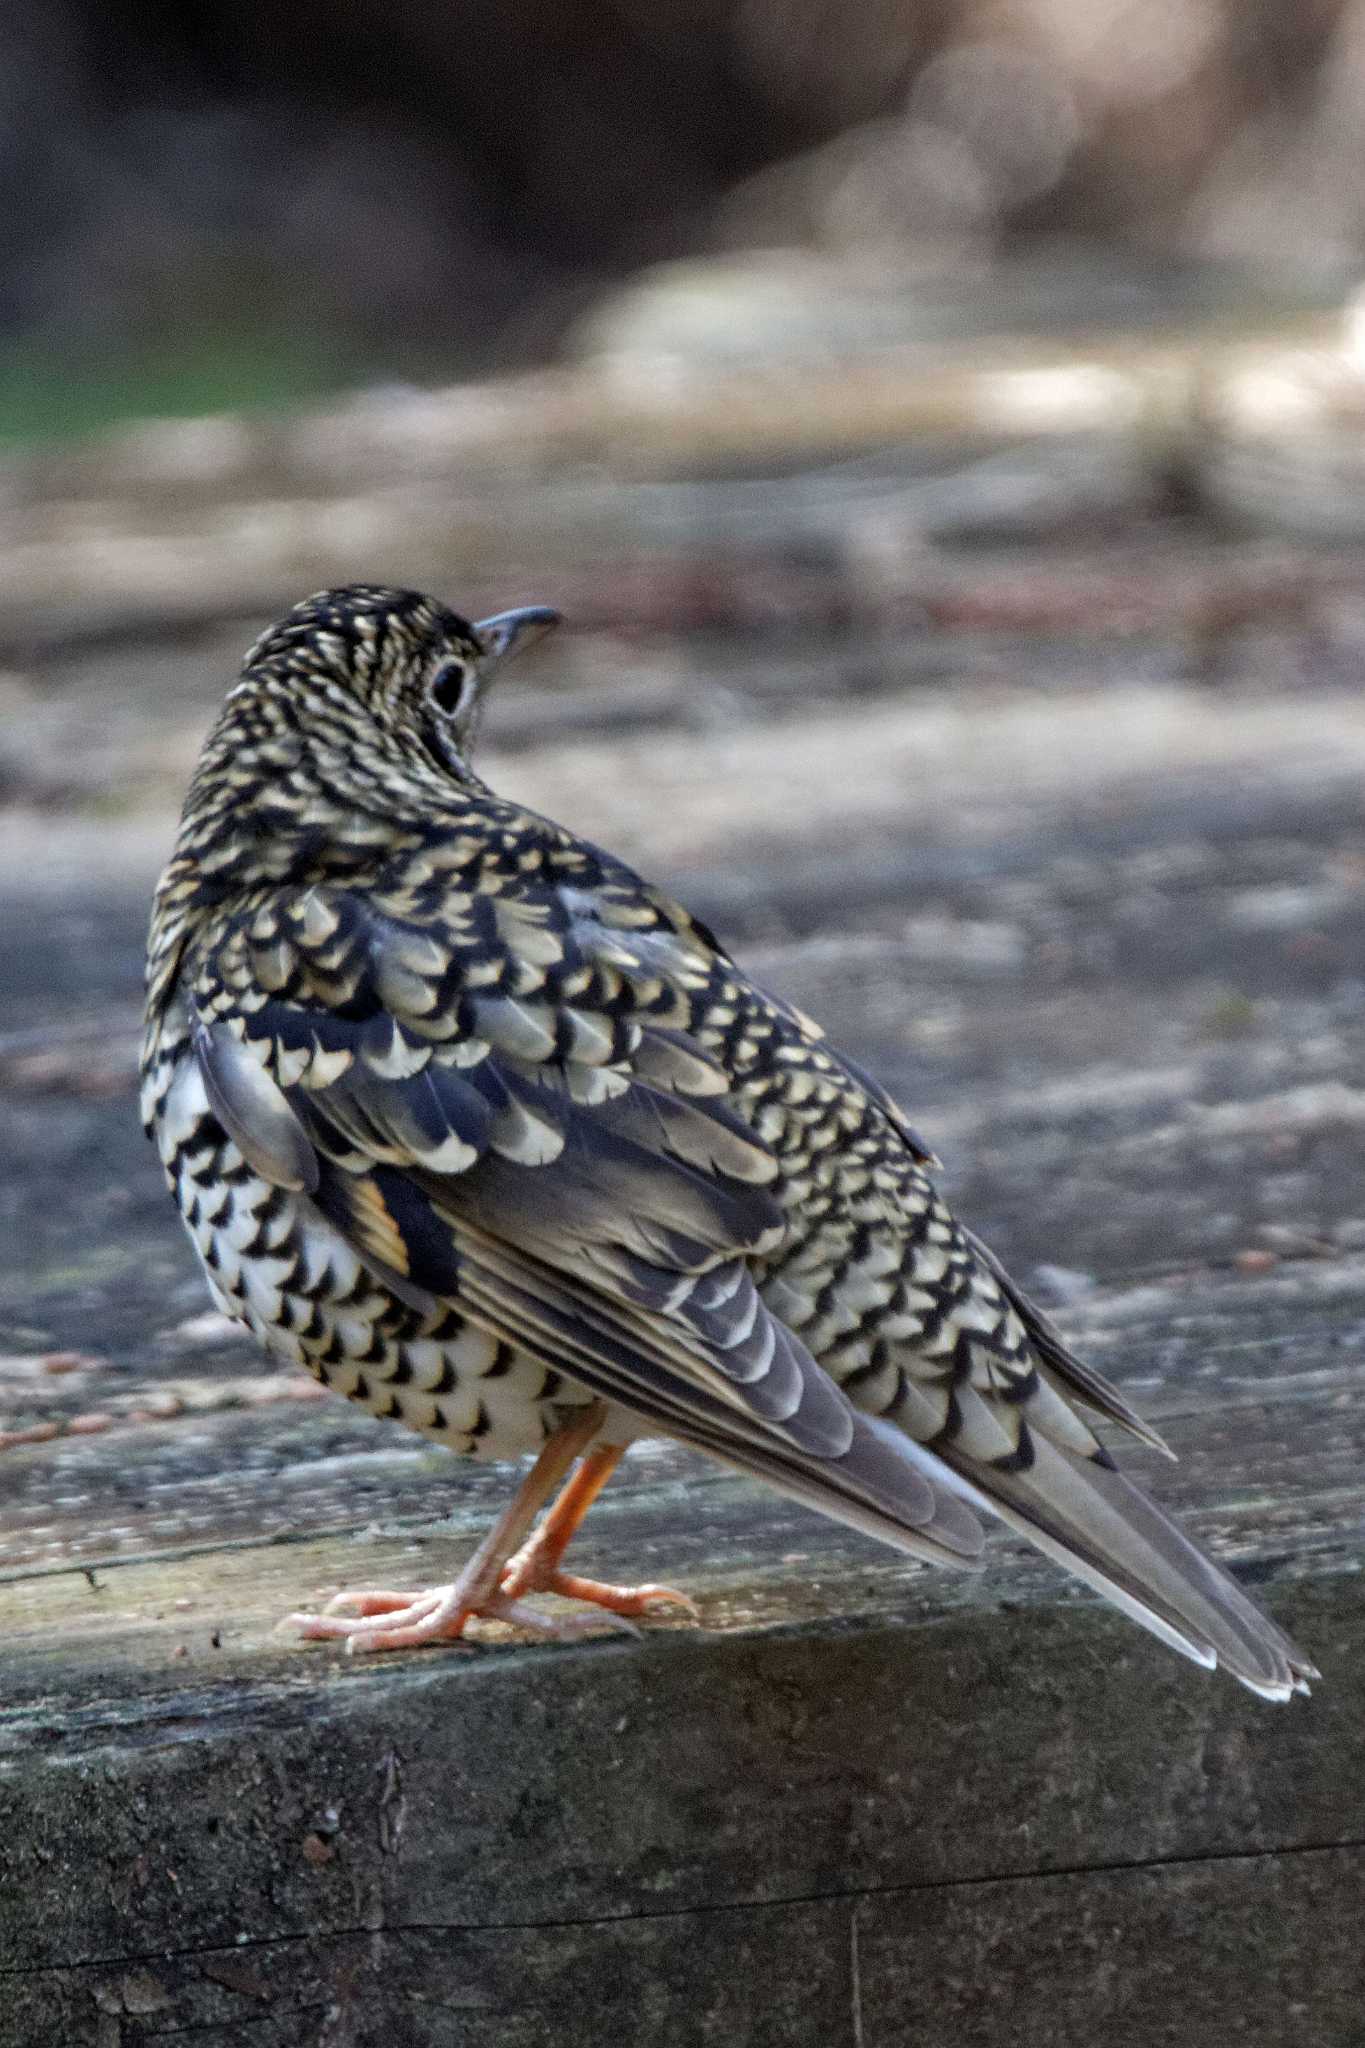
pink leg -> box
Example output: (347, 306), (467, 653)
(499, 1442), (697, 1619)
(286, 1403), (619, 1654)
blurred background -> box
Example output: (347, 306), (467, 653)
(2, 0), (1365, 637)
(3, 0), (1365, 417)
(4, 2), (1365, 595)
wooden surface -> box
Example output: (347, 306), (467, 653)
(2, 622), (1364, 2045)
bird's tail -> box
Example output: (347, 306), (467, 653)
(945, 1233), (1317, 1698)
(953, 1431), (1317, 1700)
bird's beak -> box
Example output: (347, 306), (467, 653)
(474, 606), (561, 664)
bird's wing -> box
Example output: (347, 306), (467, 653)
(181, 875), (985, 1567)
(183, 868), (1314, 1696)
(958, 1225), (1174, 1457)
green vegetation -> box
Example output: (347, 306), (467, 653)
(0, 328), (365, 446)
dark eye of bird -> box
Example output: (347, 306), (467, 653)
(429, 659), (469, 716)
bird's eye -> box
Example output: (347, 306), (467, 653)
(429, 659), (471, 716)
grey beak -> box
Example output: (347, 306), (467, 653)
(474, 606), (561, 663)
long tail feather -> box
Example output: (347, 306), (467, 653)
(949, 1431), (1317, 1700)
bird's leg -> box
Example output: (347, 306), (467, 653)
(499, 1442), (698, 1619)
(288, 1402), (624, 1653)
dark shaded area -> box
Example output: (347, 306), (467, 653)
(0, 1), (842, 369)
(4, 1591), (1363, 2046)
(0, 1), (1360, 383)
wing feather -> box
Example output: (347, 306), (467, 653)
(962, 1226), (1175, 1459)
(182, 875), (1315, 1695)
(191, 1011), (318, 1193)
(187, 891), (987, 1565)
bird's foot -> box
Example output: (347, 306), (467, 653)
(498, 1541), (699, 1621)
(285, 1414), (695, 1651)
(285, 1580), (638, 1653)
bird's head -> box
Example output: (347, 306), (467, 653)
(240, 584), (559, 772)
(167, 586), (561, 897)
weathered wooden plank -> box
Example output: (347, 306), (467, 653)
(2, 657), (1364, 2045)
(10, 1840), (1364, 2048)
(3, 1583), (1362, 2043)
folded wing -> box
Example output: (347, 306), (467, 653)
(184, 871), (1317, 1697)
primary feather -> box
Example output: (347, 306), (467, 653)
(142, 585), (1316, 1699)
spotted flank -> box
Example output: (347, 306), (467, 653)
(142, 585), (1317, 1698)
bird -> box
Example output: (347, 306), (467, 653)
(142, 583), (1316, 1699)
